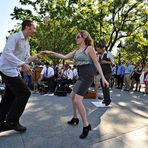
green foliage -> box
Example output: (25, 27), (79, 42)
(120, 28), (148, 64)
(8, 0), (148, 65)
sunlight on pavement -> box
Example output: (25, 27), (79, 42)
(131, 108), (148, 117)
(131, 100), (143, 105)
(118, 102), (127, 106)
(119, 128), (148, 148)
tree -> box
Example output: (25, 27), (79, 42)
(100, 0), (147, 51)
(11, 0), (79, 64)
(9, 0), (147, 59)
(121, 28), (148, 64)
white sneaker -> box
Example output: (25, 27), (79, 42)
(48, 93), (54, 96)
(91, 102), (112, 108)
(97, 102), (107, 107)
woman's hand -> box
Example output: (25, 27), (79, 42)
(102, 78), (109, 88)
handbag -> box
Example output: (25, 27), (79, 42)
(54, 85), (67, 96)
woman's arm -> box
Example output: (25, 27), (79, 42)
(25, 51), (48, 64)
(86, 46), (109, 87)
(45, 50), (76, 60)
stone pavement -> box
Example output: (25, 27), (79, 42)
(0, 88), (148, 148)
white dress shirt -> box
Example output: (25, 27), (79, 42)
(41, 66), (54, 78)
(73, 68), (78, 78)
(0, 32), (30, 77)
(63, 69), (73, 79)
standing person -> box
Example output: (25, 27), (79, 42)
(143, 62), (148, 94)
(124, 61), (134, 91)
(116, 61), (125, 89)
(45, 30), (109, 139)
(131, 63), (143, 91)
(111, 64), (117, 87)
(96, 43), (114, 106)
(0, 20), (46, 132)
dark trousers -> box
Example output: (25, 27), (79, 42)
(0, 72), (31, 123)
(41, 77), (55, 92)
(117, 75), (124, 89)
(100, 73), (111, 103)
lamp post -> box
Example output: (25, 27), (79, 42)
(117, 42), (122, 64)
(118, 52), (121, 64)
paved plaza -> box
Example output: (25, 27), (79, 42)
(0, 88), (148, 148)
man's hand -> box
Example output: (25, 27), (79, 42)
(38, 51), (52, 58)
(21, 64), (32, 75)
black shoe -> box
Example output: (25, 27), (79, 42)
(97, 96), (103, 100)
(5, 122), (27, 132)
(67, 118), (79, 125)
(102, 100), (111, 106)
(80, 124), (91, 139)
(0, 121), (7, 132)
(124, 89), (129, 91)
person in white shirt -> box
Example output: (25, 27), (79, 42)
(72, 65), (78, 83)
(38, 61), (45, 68)
(38, 62), (55, 93)
(63, 64), (73, 81)
(0, 20), (47, 132)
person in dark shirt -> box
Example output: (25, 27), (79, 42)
(96, 43), (114, 106)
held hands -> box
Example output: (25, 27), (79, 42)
(25, 51), (53, 64)
(40, 50), (53, 56)
(37, 50), (53, 58)
(37, 51), (49, 58)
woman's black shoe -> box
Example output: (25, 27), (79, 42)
(80, 124), (91, 139)
(5, 122), (27, 132)
(67, 118), (79, 125)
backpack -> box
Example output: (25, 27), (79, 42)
(54, 84), (67, 96)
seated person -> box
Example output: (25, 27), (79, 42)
(63, 63), (73, 84)
(38, 62), (54, 93)
(72, 65), (78, 84)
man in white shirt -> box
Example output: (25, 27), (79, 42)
(38, 62), (55, 93)
(72, 65), (78, 83)
(63, 64), (73, 80)
(0, 20), (47, 132)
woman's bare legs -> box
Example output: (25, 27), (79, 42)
(70, 92), (88, 127)
(69, 91), (78, 118)
(69, 92), (91, 139)
(73, 94), (88, 127)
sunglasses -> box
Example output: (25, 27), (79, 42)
(76, 35), (82, 39)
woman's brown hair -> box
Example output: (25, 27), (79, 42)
(78, 30), (94, 47)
